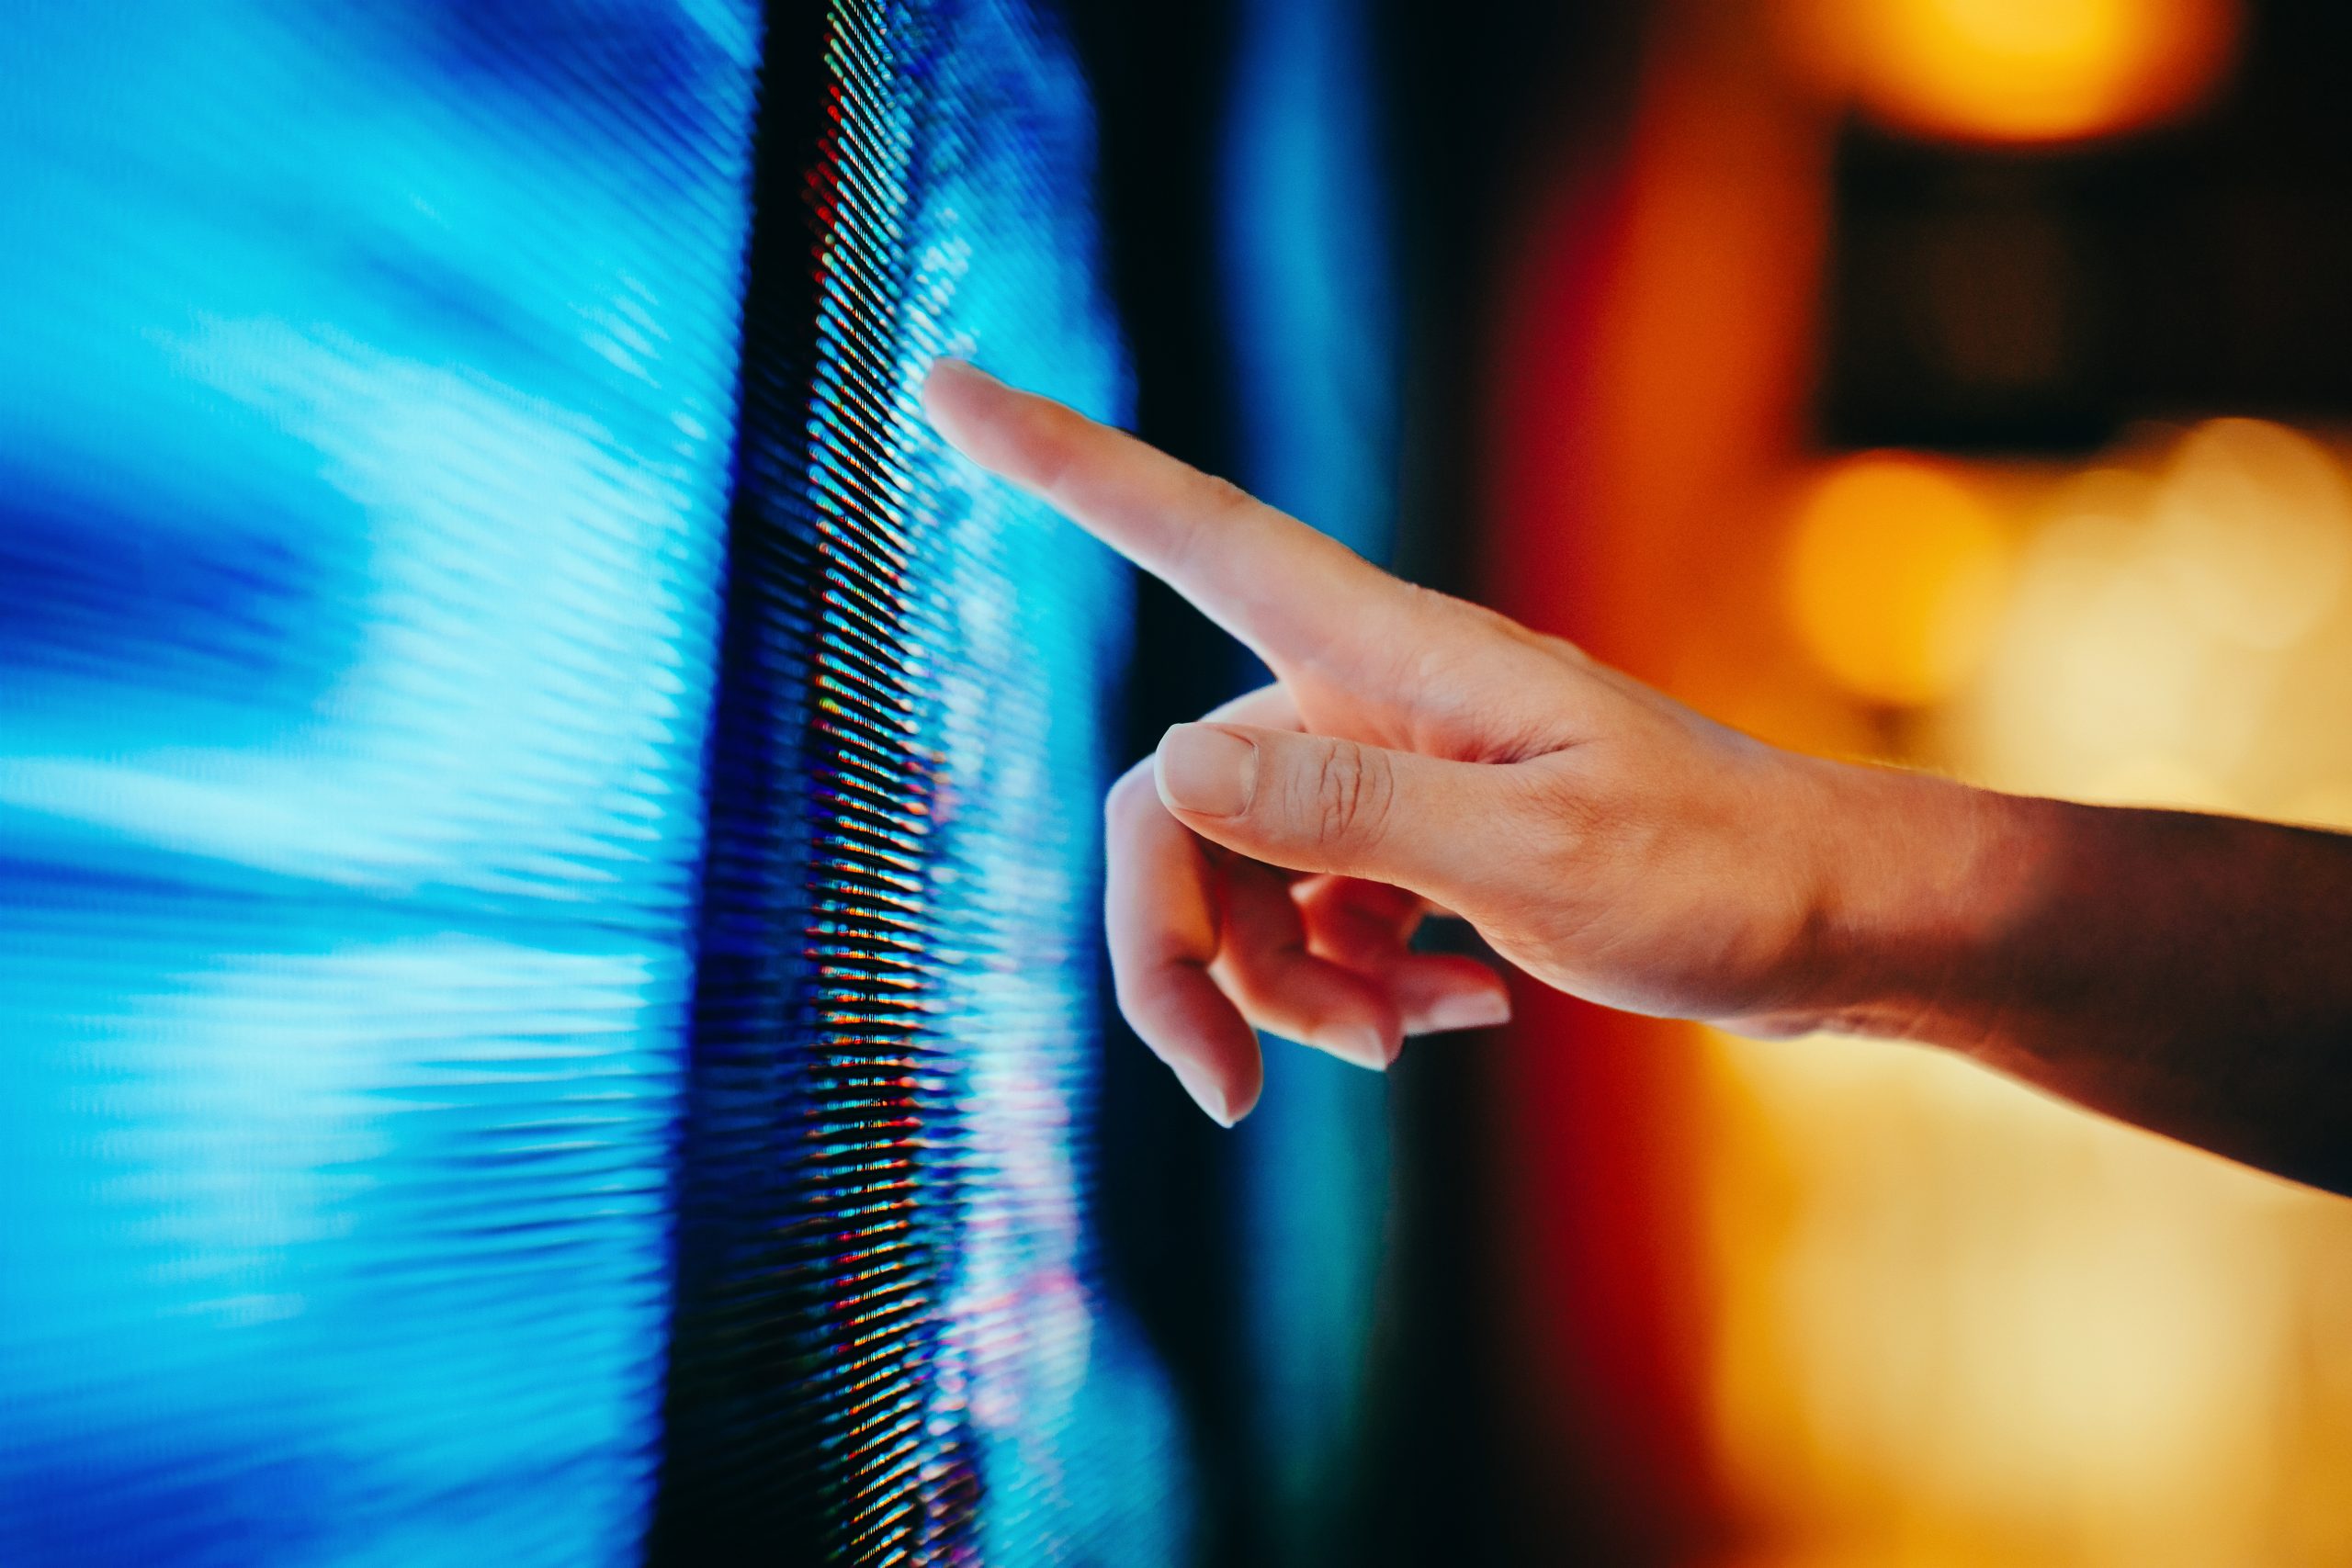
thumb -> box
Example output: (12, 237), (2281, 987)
(1152, 722), (1527, 897)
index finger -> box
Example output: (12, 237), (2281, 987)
(922, 358), (1408, 675)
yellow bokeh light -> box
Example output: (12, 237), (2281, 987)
(1783, 453), (2010, 707)
(1723, 423), (2352, 1564)
(1791, 0), (2239, 145)
(2154, 417), (2352, 650)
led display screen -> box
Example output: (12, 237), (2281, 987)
(0, 1), (1180, 1562)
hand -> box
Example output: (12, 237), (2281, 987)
(922, 359), (1883, 1125)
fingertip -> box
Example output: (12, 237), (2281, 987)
(1397, 958), (1512, 1035)
(921, 357), (1001, 444)
(922, 355), (996, 400)
(1170, 1043), (1261, 1126)
(1419, 986), (1511, 1033)
(1168, 1056), (1233, 1125)
(1120, 964), (1263, 1128)
(1307, 1020), (1403, 1073)
(1339, 952), (1512, 1038)
(1217, 1044), (1265, 1125)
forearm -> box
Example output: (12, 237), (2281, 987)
(1799, 761), (2352, 1193)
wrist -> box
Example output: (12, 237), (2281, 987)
(1772, 757), (2052, 1051)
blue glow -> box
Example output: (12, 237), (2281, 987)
(1221, 0), (1399, 566)
(3, 0), (1182, 1562)
(0, 2), (758, 1562)
(1220, 0), (1403, 1550)
(677, 0), (1191, 1555)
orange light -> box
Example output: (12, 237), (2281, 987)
(1783, 453), (2010, 707)
(1789, 0), (2239, 145)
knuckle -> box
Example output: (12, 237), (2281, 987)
(1518, 760), (1617, 867)
(1167, 472), (1258, 575)
(1190, 470), (1258, 517)
(1301, 740), (1393, 852)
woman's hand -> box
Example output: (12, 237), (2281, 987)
(923, 359), (1901, 1123)
(927, 357), (2352, 1194)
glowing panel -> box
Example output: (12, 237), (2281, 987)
(648, 0), (1187, 1562)
(2, 1), (1176, 1563)
(0, 3), (760, 1563)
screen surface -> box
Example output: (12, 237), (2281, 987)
(0, 2), (1177, 1562)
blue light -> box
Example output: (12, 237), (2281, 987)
(0, 3), (758, 1562)
(2, 1), (1183, 1562)
(1219, 0), (1403, 1551)
(662, 0), (1188, 1555)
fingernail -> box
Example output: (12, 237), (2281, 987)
(1316, 1024), (1396, 1072)
(1423, 989), (1511, 1033)
(1156, 725), (1257, 818)
(1170, 1058), (1235, 1126)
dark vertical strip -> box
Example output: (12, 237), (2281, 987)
(648, 0), (835, 1558)
(1051, 4), (1263, 1559)
(787, 6), (950, 1561)
(650, 2), (946, 1562)
(1351, 4), (1641, 1564)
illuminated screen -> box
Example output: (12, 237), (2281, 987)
(0, 1), (1182, 1562)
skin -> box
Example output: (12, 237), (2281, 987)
(922, 358), (2352, 1197)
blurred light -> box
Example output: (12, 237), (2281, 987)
(2154, 417), (2352, 650)
(1934, 471), (2262, 802)
(2076, 751), (2234, 811)
(1218, 0), (1398, 1551)
(1782, 453), (2010, 706)
(1788, 0), (2239, 144)
(1935, 426), (2352, 807)
(1730, 419), (2352, 1558)
(1706, 1024), (2306, 1564)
